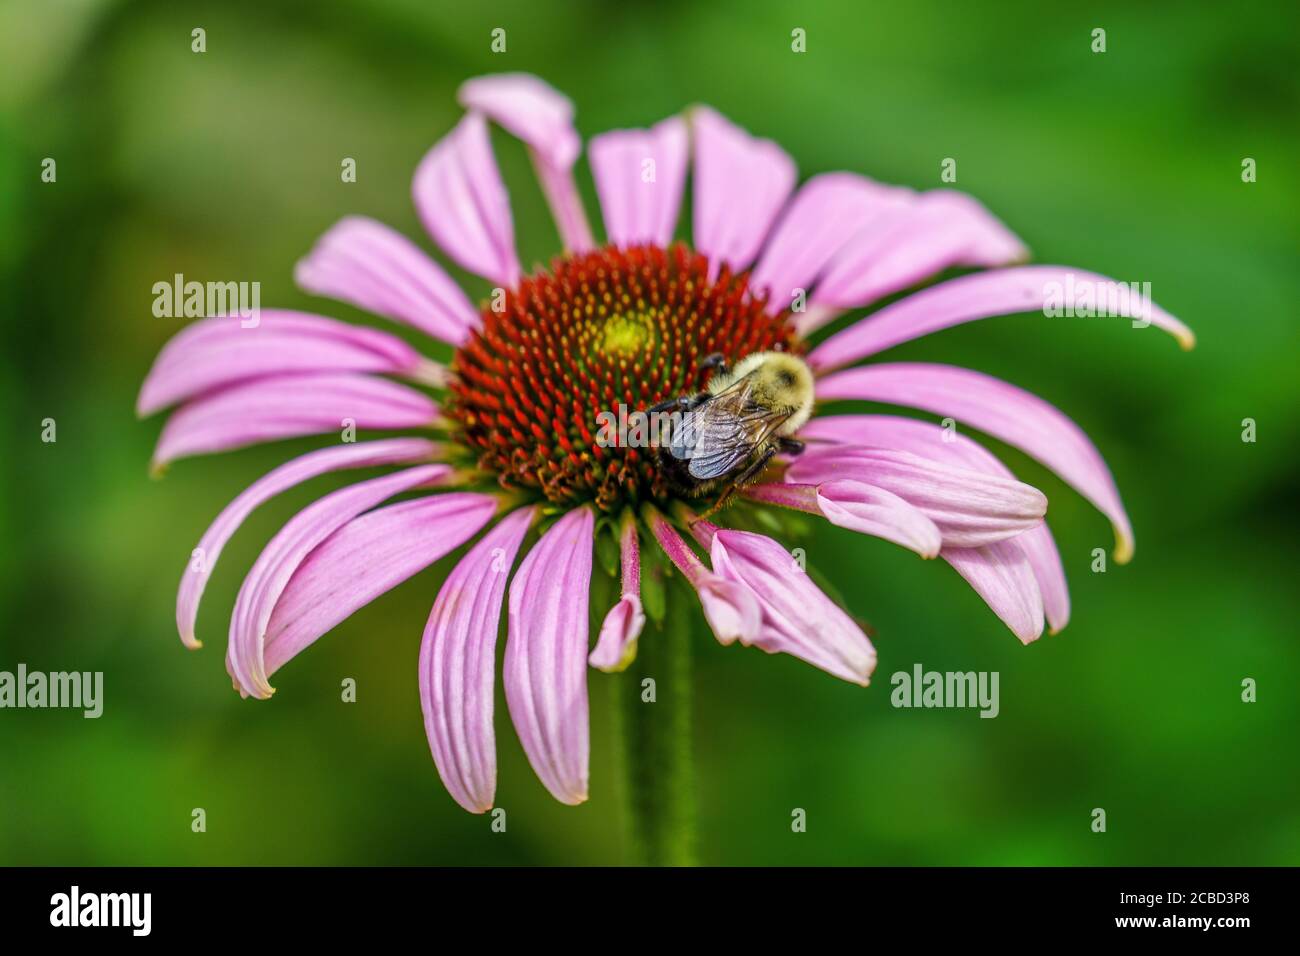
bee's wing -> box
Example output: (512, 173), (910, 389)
(670, 380), (794, 481)
(666, 377), (750, 463)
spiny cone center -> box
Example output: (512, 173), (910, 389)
(448, 243), (799, 511)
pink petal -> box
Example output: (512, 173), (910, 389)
(810, 265), (1194, 372)
(590, 595), (645, 673)
(590, 511), (646, 672)
(815, 363), (1136, 562)
(811, 189), (1027, 313)
(263, 493), (499, 676)
(413, 112), (520, 288)
(504, 507), (594, 805)
(294, 216), (479, 345)
(177, 437), (439, 649)
(458, 73), (593, 252)
(750, 172), (909, 312)
(458, 74), (580, 172)
(588, 116), (688, 249)
(138, 310), (426, 417)
(533, 159), (595, 253)
(695, 576), (763, 646)
(691, 106), (796, 277)
(421, 506), (536, 814)
(786, 446), (1047, 549)
(226, 464), (448, 699)
(151, 372), (437, 469)
(746, 480), (943, 558)
(800, 414), (1070, 631)
(801, 414), (997, 463)
(1016, 522), (1070, 635)
(703, 526), (877, 685)
(643, 506), (760, 645)
(943, 539), (1045, 644)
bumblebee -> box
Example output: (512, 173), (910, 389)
(653, 350), (814, 507)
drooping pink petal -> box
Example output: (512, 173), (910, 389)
(459, 73), (593, 252)
(413, 112), (520, 288)
(786, 446), (1046, 549)
(590, 511), (646, 672)
(745, 480), (943, 558)
(504, 507), (594, 805)
(815, 363), (1136, 562)
(137, 310), (429, 417)
(690, 105), (796, 277)
(943, 539), (1045, 644)
(421, 506), (536, 814)
(293, 216), (480, 345)
(226, 464), (448, 699)
(750, 172), (909, 313)
(176, 437), (439, 649)
(588, 116), (688, 249)
(590, 595), (644, 672)
(459, 74), (580, 171)
(810, 265), (1194, 372)
(800, 414), (984, 459)
(799, 414), (1070, 631)
(263, 493), (499, 676)
(694, 523), (877, 686)
(533, 160), (595, 254)
(643, 505), (760, 645)
(151, 372), (437, 469)
(1015, 522), (1070, 635)
(812, 190), (1027, 316)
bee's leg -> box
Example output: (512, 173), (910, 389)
(647, 395), (693, 415)
(776, 437), (805, 456)
(695, 445), (780, 523)
(699, 352), (729, 377)
(730, 444), (781, 489)
(648, 393), (712, 419)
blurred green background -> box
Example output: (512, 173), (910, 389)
(2, 0), (1297, 866)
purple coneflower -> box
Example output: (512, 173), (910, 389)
(140, 74), (1192, 832)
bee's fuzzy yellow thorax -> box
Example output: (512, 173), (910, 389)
(707, 351), (815, 435)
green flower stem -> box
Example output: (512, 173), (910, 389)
(614, 577), (697, 866)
